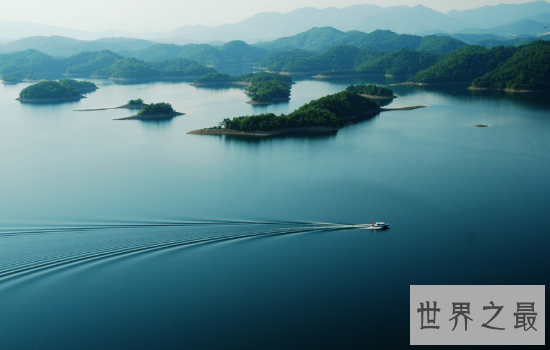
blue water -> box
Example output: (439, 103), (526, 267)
(0, 76), (549, 349)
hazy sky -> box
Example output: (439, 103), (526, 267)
(0, 0), (545, 32)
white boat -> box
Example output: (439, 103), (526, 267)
(373, 222), (389, 228)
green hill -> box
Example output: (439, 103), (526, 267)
(409, 45), (517, 84)
(256, 28), (467, 53)
(148, 58), (216, 77)
(257, 45), (440, 76)
(65, 50), (124, 75)
(354, 48), (441, 76)
(129, 40), (269, 66)
(18, 80), (95, 100)
(218, 91), (379, 131)
(0, 36), (155, 57)
(472, 41), (550, 90)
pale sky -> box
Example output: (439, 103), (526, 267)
(0, 0), (545, 32)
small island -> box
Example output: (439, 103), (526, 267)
(345, 84), (397, 99)
(16, 79), (98, 103)
(188, 91), (425, 136)
(192, 72), (293, 105)
(75, 98), (147, 112)
(114, 102), (184, 120)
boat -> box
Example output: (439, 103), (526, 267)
(373, 222), (390, 229)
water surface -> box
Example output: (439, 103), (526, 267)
(0, 76), (548, 348)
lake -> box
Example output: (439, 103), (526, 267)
(0, 74), (549, 349)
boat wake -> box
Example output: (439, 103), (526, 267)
(0, 221), (373, 284)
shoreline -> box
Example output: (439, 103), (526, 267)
(468, 86), (549, 93)
(188, 126), (339, 136)
(187, 105), (426, 136)
(246, 97), (291, 105)
(312, 73), (389, 79)
(389, 81), (470, 86)
(114, 112), (184, 120)
(190, 81), (250, 87)
(16, 95), (86, 103)
(107, 76), (203, 82)
(360, 94), (398, 100)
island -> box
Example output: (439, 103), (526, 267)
(345, 84), (397, 99)
(192, 72), (293, 105)
(16, 79), (98, 103)
(114, 102), (184, 120)
(188, 91), (425, 136)
(74, 98), (148, 112)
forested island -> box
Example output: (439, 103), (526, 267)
(192, 72), (293, 104)
(345, 84), (396, 99)
(114, 102), (184, 120)
(188, 90), (423, 136)
(16, 79), (98, 103)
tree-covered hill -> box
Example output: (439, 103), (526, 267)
(0, 49), (217, 81)
(345, 84), (393, 97)
(18, 80), (97, 100)
(129, 40), (269, 66)
(255, 50), (315, 70)
(217, 91), (379, 131)
(256, 45), (441, 76)
(95, 58), (160, 79)
(0, 49), (67, 76)
(56, 78), (98, 92)
(409, 45), (517, 83)
(353, 48), (441, 76)
(255, 28), (467, 53)
(65, 50), (124, 75)
(148, 58), (216, 77)
(472, 41), (550, 90)
(0, 36), (156, 57)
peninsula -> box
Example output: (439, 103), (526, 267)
(188, 91), (424, 136)
(16, 79), (97, 103)
(114, 102), (184, 120)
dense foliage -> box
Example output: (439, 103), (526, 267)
(193, 72), (293, 102)
(248, 81), (291, 101)
(409, 45), (517, 83)
(130, 40), (269, 66)
(19, 81), (81, 99)
(65, 50), (124, 75)
(472, 41), (550, 90)
(259, 45), (441, 76)
(0, 49), (216, 81)
(128, 98), (144, 105)
(218, 91), (378, 131)
(353, 48), (441, 76)
(256, 28), (466, 53)
(57, 78), (97, 91)
(193, 72), (240, 83)
(345, 84), (393, 96)
(138, 102), (175, 116)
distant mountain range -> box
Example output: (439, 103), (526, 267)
(1, 1), (549, 45)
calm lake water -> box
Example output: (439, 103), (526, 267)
(0, 74), (549, 349)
